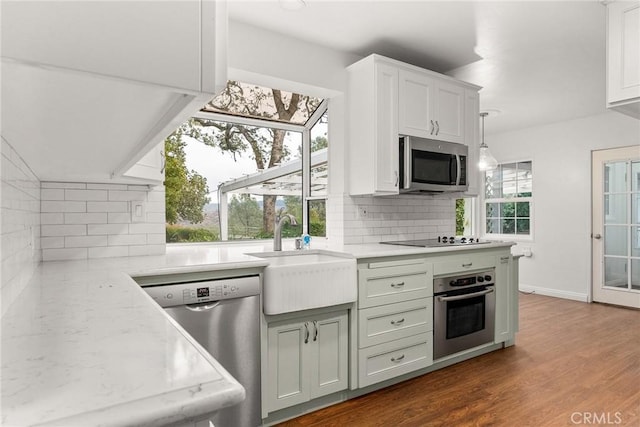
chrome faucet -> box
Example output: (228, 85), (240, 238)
(274, 214), (298, 251)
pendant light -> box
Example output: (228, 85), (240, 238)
(478, 112), (498, 171)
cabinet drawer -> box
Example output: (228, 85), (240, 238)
(358, 333), (433, 388)
(433, 254), (495, 276)
(358, 298), (433, 348)
(358, 261), (432, 308)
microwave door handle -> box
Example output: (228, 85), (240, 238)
(403, 139), (412, 190)
(455, 154), (461, 185)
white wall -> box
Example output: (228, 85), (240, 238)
(40, 182), (166, 261)
(486, 111), (640, 301)
(1, 137), (41, 316)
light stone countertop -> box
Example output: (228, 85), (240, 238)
(1, 239), (514, 426)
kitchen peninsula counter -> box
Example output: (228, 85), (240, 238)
(1, 240), (514, 426)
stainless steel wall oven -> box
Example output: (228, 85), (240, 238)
(434, 270), (496, 359)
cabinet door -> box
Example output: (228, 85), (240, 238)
(399, 69), (435, 138)
(494, 254), (514, 343)
(374, 62), (400, 194)
(310, 311), (349, 398)
(434, 81), (465, 144)
(267, 320), (310, 412)
(607, 1), (640, 105)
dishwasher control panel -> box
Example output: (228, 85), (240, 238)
(142, 275), (260, 308)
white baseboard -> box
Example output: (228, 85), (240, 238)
(518, 284), (589, 302)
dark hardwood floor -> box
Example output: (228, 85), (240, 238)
(278, 294), (640, 427)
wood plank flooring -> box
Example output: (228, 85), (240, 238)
(278, 294), (640, 427)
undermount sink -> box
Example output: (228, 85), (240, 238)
(248, 250), (357, 315)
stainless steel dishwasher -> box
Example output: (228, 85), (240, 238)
(139, 274), (261, 427)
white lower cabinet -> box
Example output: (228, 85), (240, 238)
(494, 254), (516, 344)
(266, 310), (348, 413)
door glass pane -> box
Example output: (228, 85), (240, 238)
(604, 257), (628, 288)
(632, 161), (640, 192)
(605, 162), (627, 193)
(632, 258), (640, 290)
(632, 226), (640, 258)
(604, 195), (628, 224)
(605, 226), (628, 256)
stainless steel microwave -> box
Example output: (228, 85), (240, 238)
(399, 136), (468, 193)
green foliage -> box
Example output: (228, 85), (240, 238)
(166, 225), (218, 243)
(228, 194), (263, 239)
(164, 133), (210, 224)
(456, 199), (466, 235)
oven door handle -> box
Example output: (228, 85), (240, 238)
(437, 288), (494, 302)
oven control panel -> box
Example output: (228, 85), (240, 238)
(434, 269), (495, 294)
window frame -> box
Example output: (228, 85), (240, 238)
(482, 160), (534, 242)
(192, 99), (329, 240)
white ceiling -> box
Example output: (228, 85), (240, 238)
(228, 0), (608, 135)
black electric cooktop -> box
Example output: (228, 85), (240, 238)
(380, 237), (490, 248)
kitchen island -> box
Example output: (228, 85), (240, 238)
(1, 240), (516, 426)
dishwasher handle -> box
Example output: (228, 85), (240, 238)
(185, 301), (222, 312)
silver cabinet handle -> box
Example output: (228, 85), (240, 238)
(390, 318), (405, 325)
(462, 263), (473, 267)
(185, 301), (220, 312)
(304, 322), (309, 344)
(430, 120), (435, 135)
(394, 170), (399, 187)
(435, 120), (440, 135)
(391, 354), (405, 362)
(438, 287), (494, 302)
(593, 233), (602, 239)
(313, 321), (318, 342)
(390, 282), (405, 288)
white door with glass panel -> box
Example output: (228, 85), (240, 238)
(592, 146), (640, 308)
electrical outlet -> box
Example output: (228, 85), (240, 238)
(357, 207), (368, 219)
(131, 201), (146, 223)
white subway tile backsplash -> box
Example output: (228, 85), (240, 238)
(65, 189), (108, 201)
(41, 188), (65, 200)
(65, 235), (108, 248)
(41, 201), (86, 213)
(42, 248), (88, 261)
(40, 181), (166, 260)
(41, 224), (86, 237)
(108, 234), (146, 246)
(64, 213), (108, 224)
(41, 213), (64, 225)
(41, 237), (65, 249)
(87, 201), (128, 213)
(108, 190), (146, 201)
(88, 246), (129, 259)
(88, 223), (128, 235)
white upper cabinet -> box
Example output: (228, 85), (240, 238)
(606, 0), (640, 118)
(399, 70), (465, 144)
(348, 56), (400, 196)
(347, 54), (480, 196)
(1, 1), (227, 184)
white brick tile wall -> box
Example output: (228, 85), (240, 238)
(333, 194), (456, 245)
(40, 182), (166, 260)
(1, 138), (41, 316)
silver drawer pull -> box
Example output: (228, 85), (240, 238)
(462, 263), (473, 267)
(391, 354), (405, 362)
(390, 318), (405, 325)
(390, 282), (405, 288)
